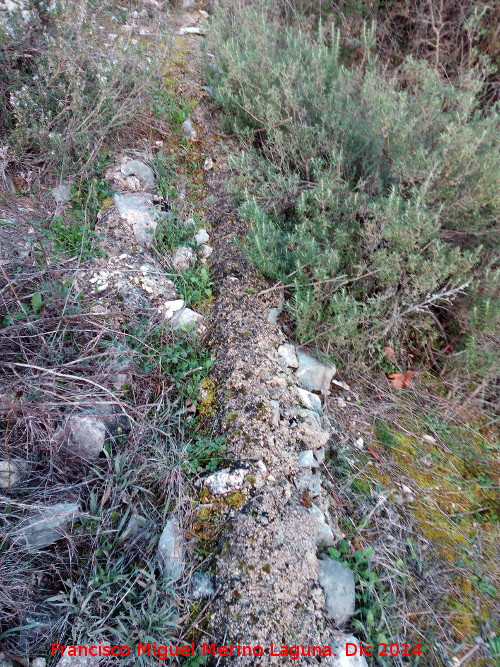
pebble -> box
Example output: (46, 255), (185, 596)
(114, 193), (157, 245)
(56, 415), (106, 460)
(270, 400), (280, 426)
(178, 26), (206, 36)
(172, 245), (197, 271)
(181, 117), (197, 139)
(0, 460), (23, 489)
(309, 504), (336, 547)
(190, 571), (215, 599)
(200, 243), (213, 259)
(159, 299), (185, 319)
(203, 157), (214, 170)
(326, 636), (368, 667)
(297, 450), (319, 469)
(31, 659), (47, 667)
(194, 228), (209, 245)
(121, 159), (155, 190)
(51, 183), (72, 204)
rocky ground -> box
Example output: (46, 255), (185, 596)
(1, 1), (497, 667)
(0, 2), (367, 665)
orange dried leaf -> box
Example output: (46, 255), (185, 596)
(388, 371), (415, 389)
(367, 446), (382, 461)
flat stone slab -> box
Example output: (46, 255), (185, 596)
(295, 349), (336, 392)
(318, 556), (355, 625)
(295, 386), (322, 412)
(13, 502), (80, 551)
(158, 518), (185, 581)
(170, 307), (204, 330)
(120, 159), (154, 190)
(325, 635), (369, 666)
(114, 193), (157, 245)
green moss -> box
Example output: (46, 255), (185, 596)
(198, 377), (217, 421)
(225, 491), (246, 509)
(225, 411), (238, 425)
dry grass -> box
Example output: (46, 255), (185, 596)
(323, 369), (499, 666)
(0, 210), (212, 662)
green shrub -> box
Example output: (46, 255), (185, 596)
(206, 2), (499, 372)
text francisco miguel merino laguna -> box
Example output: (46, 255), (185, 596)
(52, 642), (351, 660)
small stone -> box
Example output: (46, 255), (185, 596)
(169, 307), (204, 331)
(158, 518), (184, 581)
(203, 468), (247, 495)
(190, 571), (215, 599)
(51, 183), (72, 204)
(56, 415), (106, 460)
(200, 244), (213, 259)
(401, 483), (412, 494)
(178, 26), (206, 36)
(203, 156), (214, 170)
(267, 308), (280, 325)
(278, 343), (299, 368)
(172, 246), (197, 271)
(422, 434), (437, 444)
(194, 228), (209, 245)
(309, 504), (336, 547)
(159, 299), (185, 319)
(294, 469), (321, 497)
(295, 387), (322, 413)
(325, 635), (368, 667)
(31, 659), (46, 667)
(199, 9), (209, 18)
(297, 450), (319, 469)
(13, 502), (80, 551)
(57, 648), (108, 667)
(0, 460), (23, 489)
(181, 0), (194, 7)
(295, 350), (336, 392)
(289, 408), (331, 450)
(354, 437), (364, 450)
(181, 117), (197, 139)
(315, 447), (326, 464)
(318, 556), (355, 625)
(336, 397), (347, 408)
(121, 159), (155, 190)
(270, 400), (280, 427)
(4, 0), (19, 12)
